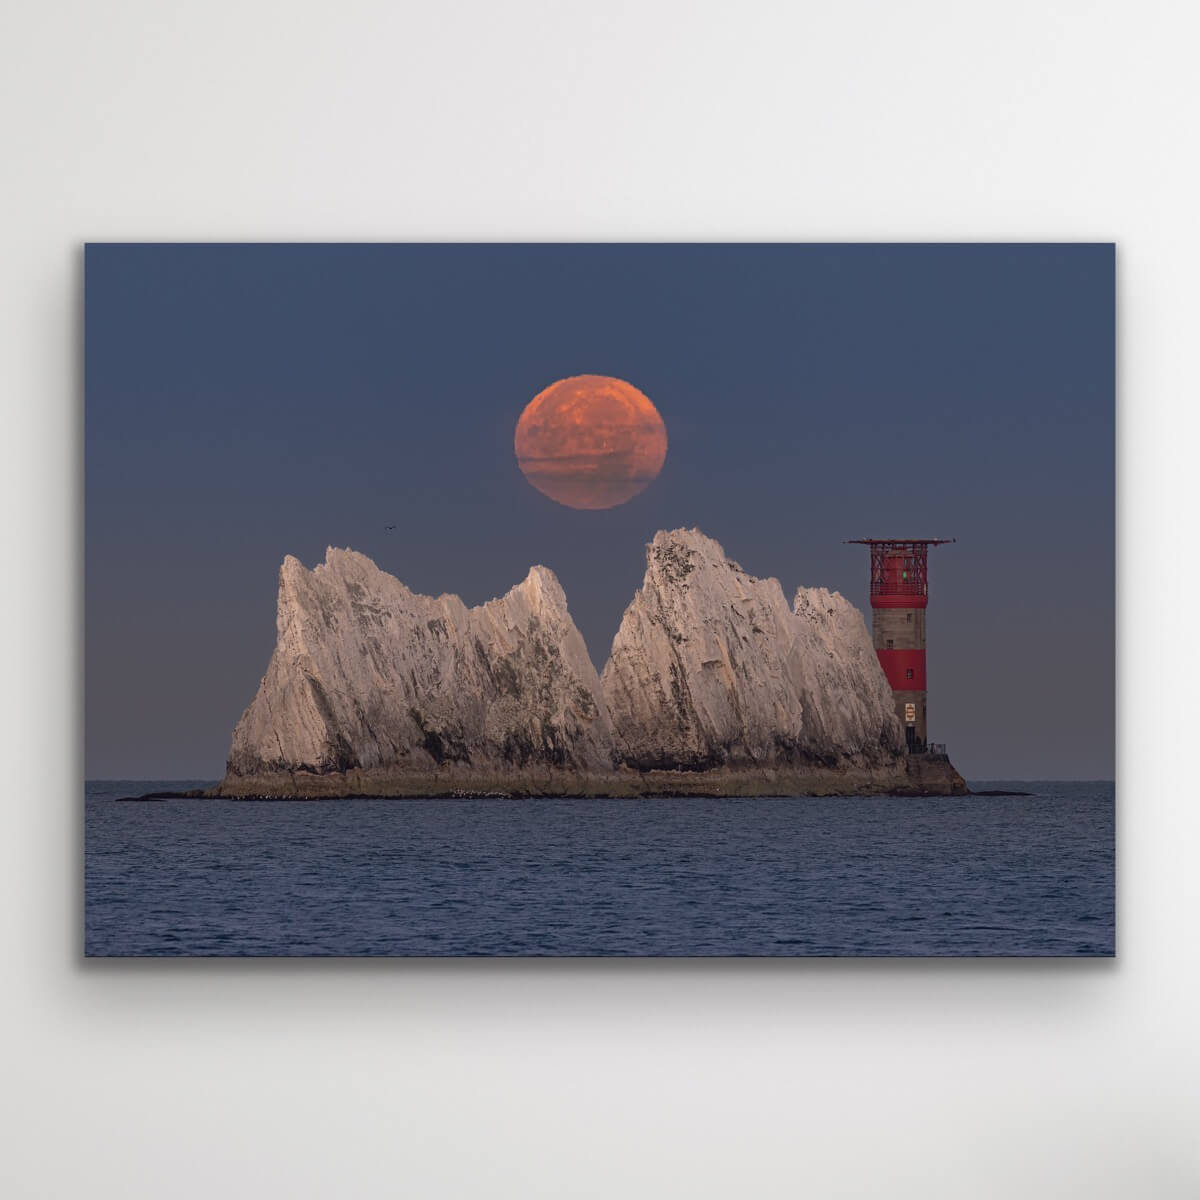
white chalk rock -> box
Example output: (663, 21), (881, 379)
(227, 532), (906, 788)
(226, 548), (614, 776)
(599, 529), (904, 769)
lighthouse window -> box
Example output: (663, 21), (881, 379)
(886, 639), (894, 649)
(906, 668), (914, 679)
(906, 612), (912, 623)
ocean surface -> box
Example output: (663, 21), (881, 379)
(84, 781), (1114, 957)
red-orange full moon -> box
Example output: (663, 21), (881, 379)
(514, 375), (668, 510)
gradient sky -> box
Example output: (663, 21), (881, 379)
(85, 244), (1114, 780)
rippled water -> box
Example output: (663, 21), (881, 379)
(84, 780), (1114, 956)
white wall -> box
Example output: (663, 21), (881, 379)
(2, 3), (1197, 1196)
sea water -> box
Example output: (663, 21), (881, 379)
(84, 781), (1114, 956)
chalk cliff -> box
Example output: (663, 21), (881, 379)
(225, 549), (613, 783)
(218, 534), (964, 797)
(600, 529), (905, 770)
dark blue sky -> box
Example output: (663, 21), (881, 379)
(86, 244), (1114, 779)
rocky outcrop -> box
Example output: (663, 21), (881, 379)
(600, 529), (905, 771)
(218, 533), (965, 798)
(225, 548), (613, 782)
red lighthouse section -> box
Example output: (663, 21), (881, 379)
(871, 546), (931, 608)
(847, 538), (953, 751)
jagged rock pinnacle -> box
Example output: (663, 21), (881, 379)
(599, 529), (904, 770)
(227, 547), (613, 777)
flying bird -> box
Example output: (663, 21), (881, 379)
(384, 524), (396, 531)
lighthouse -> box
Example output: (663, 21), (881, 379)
(847, 538), (954, 752)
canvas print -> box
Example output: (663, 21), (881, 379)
(85, 244), (1115, 956)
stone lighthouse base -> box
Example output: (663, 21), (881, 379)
(896, 749), (971, 796)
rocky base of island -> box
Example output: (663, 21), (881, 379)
(212, 755), (967, 800)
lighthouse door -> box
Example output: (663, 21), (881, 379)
(905, 725), (918, 752)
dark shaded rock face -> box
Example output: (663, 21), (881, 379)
(221, 532), (936, 797)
